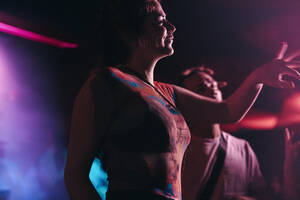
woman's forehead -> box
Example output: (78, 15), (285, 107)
(147, 0), (166, 17)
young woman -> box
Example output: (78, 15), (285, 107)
(64, 0), (300, 199)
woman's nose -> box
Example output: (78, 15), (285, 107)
(166, 20), (176, 33)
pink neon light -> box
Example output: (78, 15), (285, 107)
(0, 22), (78, 48)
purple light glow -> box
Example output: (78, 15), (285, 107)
(0, 22), (78, 48)
(0, 35), (68, 199)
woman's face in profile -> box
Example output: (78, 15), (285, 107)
(138, 0), (176, 58)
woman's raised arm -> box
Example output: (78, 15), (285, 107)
(175, 43), (300, 124)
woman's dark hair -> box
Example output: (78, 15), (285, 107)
(101, 0), (161, 66)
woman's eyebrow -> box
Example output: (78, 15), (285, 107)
(154, 12), (167, 19)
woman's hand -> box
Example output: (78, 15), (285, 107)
(251, 42), (300, 88)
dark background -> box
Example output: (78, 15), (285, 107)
(3, 0), (300, 111)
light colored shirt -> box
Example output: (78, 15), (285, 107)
(182, 132), (266, 200)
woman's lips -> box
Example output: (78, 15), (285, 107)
(165, 36), (174, 44)
(166, 36), (174, 41)
(164, 34), (174, 41)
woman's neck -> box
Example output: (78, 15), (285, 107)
(125, 52), (159, 85)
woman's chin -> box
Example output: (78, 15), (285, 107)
(167, 49), (174, 56)
(160, 46), (175, 57)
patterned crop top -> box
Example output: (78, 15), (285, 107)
(87, 66), (191, 199)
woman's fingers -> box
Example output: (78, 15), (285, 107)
(275, 42), (288, 60)
(286, 60), (300, 69)
(277, 79), (295, 89)
(284, 49), (300, 62)
(276, 74), (295, 88)
(287, 60), (300, 64)
(280, 65), (300, 79)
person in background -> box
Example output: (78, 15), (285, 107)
(181, 66), (267, 200)
(283, 128), (300, 200)
(277, 93), (300, 200)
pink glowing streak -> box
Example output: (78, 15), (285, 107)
(0, 22), (78, 48)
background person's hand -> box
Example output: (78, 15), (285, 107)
(284, 128), (300, 164)
(283, 128), (300, 200)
